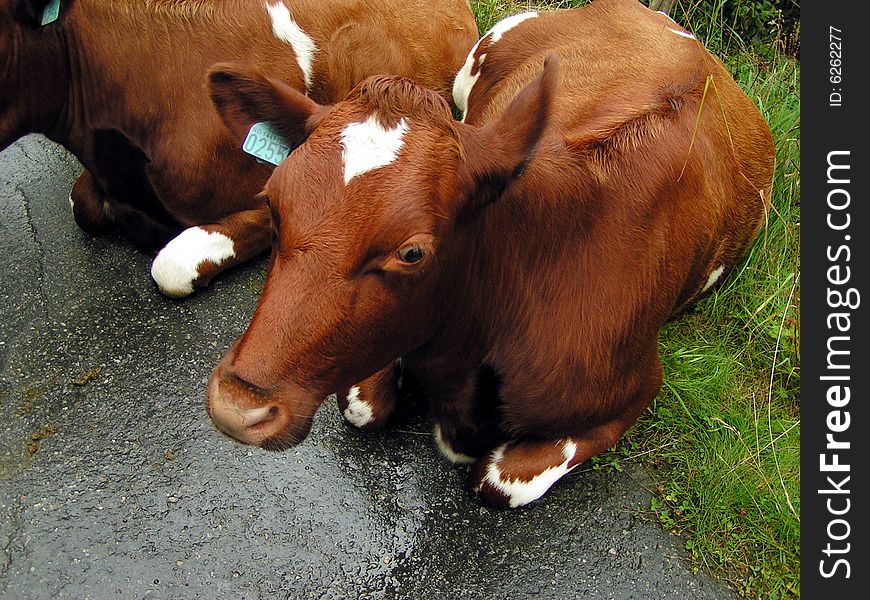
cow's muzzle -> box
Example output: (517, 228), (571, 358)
(206, 357), (320, 450)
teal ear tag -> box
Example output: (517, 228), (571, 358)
(242, 122), (291, 166)
(40, 0), (61, 25)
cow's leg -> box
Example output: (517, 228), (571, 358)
(470, 410), (644, 509)
(70, 169), (179, 250)
(69, 169), (112, 235)
(336, 360), (404, 430)
(470, 352), (663, 508)
(150, 207), (271, 298)
(431, 370), (505, 466)
(434, 410), (505, 466)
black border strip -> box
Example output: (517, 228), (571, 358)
(802, 3), (869, 597)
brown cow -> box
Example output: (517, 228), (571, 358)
(0, 0), (477, 297)
(205, 0), (774, 507)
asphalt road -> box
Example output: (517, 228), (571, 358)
(0, 135), (740, 599)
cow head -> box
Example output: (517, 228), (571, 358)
(0, 0), (73, 150)
(205, 57), (557, 449)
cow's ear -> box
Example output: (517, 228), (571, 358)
(16, 0), (74, 28)
(208, 63), (330, 151)
(455, 54), (558, 215)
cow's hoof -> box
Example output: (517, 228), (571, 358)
(151, 227), (236, 297)
(70, 172), (112, 235)
(433, 423), (476, 465)
(471, 440), (580, 508)
(337, 384), (393, 430)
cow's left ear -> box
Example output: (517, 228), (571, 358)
(455, 54), (559, 215)
(208, 63), (331, 151)
(15, 0), (74, 27)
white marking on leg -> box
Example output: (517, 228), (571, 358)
(452, 11), (538, 122)
(433, 423), (475, 465)
(265, 1), (318, 91)
(668, 27), (696, 40)
(340, 115), (408, 184)
(702, 264), (725, 292)
(150, 227), (236, 298)
(68, 193), (74, 211)
(342, 386), (374, 427)
(395, 357), (404, 390)
(479, 440), (578, 508)
(657, 10), (678, 23)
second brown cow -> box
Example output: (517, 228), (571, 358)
(0, 0), (477, 296)
(205, 0), (774, 507)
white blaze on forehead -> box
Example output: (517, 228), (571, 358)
(702, 264), (726, 292)
(452, 11), (538, 122)
(479, 440), (578, 508)
(265, 1), (318, 91)
(342, 386), (375, 427)
(433, 423), (475, 465)
(340, 115), (408, 184)
(150, 227), (236, 298)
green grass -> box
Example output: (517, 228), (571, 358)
(469, 2), (801, 598)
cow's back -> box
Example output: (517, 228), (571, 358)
(302, 0), (479, 102)
(461, 0), (774, 318)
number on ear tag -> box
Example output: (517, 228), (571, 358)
(242, 122), (291, 166)
(41, 0), (61, 25)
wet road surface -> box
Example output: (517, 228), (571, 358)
(0, 135), (739, 599)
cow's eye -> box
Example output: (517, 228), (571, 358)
(397, 243), (425, 264)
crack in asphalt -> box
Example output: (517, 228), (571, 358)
(15, 183), (51, 313)
(0, 495), (23, 585)
(16, 145), (37, 167)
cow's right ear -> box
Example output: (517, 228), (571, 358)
(452, 54), (558, 217)
(15, 0), (74, 28)
(207, 63), (330, 151)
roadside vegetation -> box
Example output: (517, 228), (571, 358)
(469, 1), (801, 598)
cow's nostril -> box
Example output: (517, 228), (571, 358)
(235, 403), (279, 430)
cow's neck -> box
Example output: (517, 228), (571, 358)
(49, 1), (235, 160)
(2, 26), (68, 147)
(440, 142), (595, 357)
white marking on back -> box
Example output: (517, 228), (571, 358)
(150, 227), (236, 298)
(668, 27), (697, 40)
(433, 423), (475, 465)
(453, 50), (485, 122)
(265, 1), (318, 91)
(68, 193), (74, 210)
(340, 115), (408, 184)
(452, 11), (538, 122)
(702, 264), (725, 292)
(488, 11), (538, 43)
(342, 386), (374, 427)
(479, 440), (578, 508)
